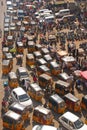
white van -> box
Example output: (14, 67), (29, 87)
(59, 111), (87, 130)
(44, 15), (55, 23)
(55, 9), (70, 18)
(10, 87), (33, 111)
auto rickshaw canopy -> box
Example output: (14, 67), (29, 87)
(56, 80), (70, 88)
(44, 54), (52, 62)
(26, 53), (34, 59)
(8, 72), (17, 80)
(34, 105), (51, 115)
(37, 58), (47, 65)
(49, 94), (65, 104)
(41, 48), (49, 55)
(2, 59), (10, 66)
(7, 35), (13, 41)
(9, 102), (27, 113)
(39, 65), (50, 72)
(62, 56), (76, 63)
(5, 52), (13, 59)
(64, 93), (80, 103)
(50, 61), (60, 68)
(30, 83), (42, 92)
(16, 41), (23, 47)
(3, 110), (22, 123)
(39, 73), (52, 81)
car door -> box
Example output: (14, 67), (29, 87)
(69, 121), (75, 130)
(59, 117), (69, 130)
(11, 91), (18, 102)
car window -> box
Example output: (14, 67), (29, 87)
(74, 119), (84, 129)
(12, 91), (18, 99)
(19, 94), (29, 102)
(61, 117), (68, 123)
(69, 121), (75, 129)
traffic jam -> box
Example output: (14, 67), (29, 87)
(1, 0), (87, 130)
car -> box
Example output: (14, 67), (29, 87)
(59, 111), (87, 130)
(33, 125), (60, 130)
(10, 87), (33, 111)
(16, 67), (29, 83)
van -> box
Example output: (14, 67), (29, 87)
(10, 87), (33, 112)
(55, 9), (70, 18)
(44, 15), (55, 23)
(59, 111), (87, 130)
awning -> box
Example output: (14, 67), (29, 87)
(80, 71), (87, 80)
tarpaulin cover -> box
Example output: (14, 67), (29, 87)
(80, 71), (87, 80)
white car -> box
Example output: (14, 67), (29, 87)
(59, 111), (87, 130)
(33, 125), (60, 130)
(10, 87), (33, 111)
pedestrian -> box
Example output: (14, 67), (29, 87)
(33, 74), (37, 83)
(24, 79), (30, 91)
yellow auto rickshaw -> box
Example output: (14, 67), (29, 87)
(9, 26), (16, 36)
(26, 53), (35, 67)
(23, 16), (29, 22)
(55, 80), (71, 96)
(38, 73), (53, 88)
(62, 56), (76, 70)
(3, 110), (25, 130)
(36, 58), (47, 66)
(48, 34), (57, 44)
(4, 27), (9, 38)
(49, 61), (61, 76)
(7, 35), (14, 47)
(81, 95), (87, 110)
(35, 44), (42, 51)
(33, 51), (42, 59)
(16, 41), (24, 54)
(13, 3), (18, 10)
(22, 21), (29, 30)
(48, 94), (66, 114)
(28, 83), (44, 102)
(12, 16), (18, 23)
(13, 10), (17, 16)
(44, 54), (53, 67)
(16, 21), (22, 31)
(64, 93), (81, 112)
(37, 65), (51, 76)
(85, 116), (87, 124)
(33, 105), (54, 125)
(2, 47), (9, 59)
(2, 59), (12, 75)
(27, 35), (34, 40)
(8, 72), (19, 88)
(27, 41), (35, 53)
(57, 50), (68, 60)
(4, 52), (13, 66)
(9, 102), (30, 122)
(41, 48), (50, 55)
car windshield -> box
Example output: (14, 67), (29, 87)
(19, 94), (29, 102)
(20, 72), (28, 77)
(74, 119), (84, 129)
(36, 125), (42, 130)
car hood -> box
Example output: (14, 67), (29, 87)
(20, 99), (33, 107)
(78, 124), (87, 130)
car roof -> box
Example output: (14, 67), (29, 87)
(33, 125), (57, 130)
(17, 67), (27, 72)
(12, 87), (26, 96)
(62, 111), (79, 122)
